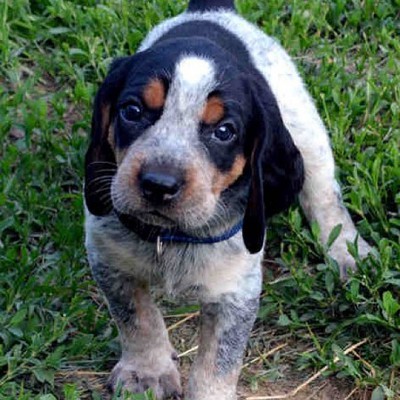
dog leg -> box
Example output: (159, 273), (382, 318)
(187, 260), (261, 400)
(187, 294), (259, 400)
(299, 168), (371, 278)
(266, 61), (371, 277)
(285, 112), (371, 277)
(91, 263), (182, 399)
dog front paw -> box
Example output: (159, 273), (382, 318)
(108, 355), (182, 399)
(328, 235), (372, 279)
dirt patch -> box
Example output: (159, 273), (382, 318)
(56, 314), (365, 399)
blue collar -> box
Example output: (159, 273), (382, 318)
(116, 211), (243, 245)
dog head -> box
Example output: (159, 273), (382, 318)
(85, 37), (304, 253)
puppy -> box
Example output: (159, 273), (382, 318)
(84, 1), (371, 398)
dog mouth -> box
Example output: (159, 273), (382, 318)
(135, 210), (177, 227)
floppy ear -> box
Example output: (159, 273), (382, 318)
(243, 80), (304, 254)
(84, 57), (134, 216)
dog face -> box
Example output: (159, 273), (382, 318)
(85, 37), (304, 253)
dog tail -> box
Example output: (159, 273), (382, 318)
(187, 0), (236, 12)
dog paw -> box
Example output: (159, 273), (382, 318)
(107, 354), (182, 399)
(328, 235), (372, 279)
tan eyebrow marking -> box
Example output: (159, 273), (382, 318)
(143, 78), (165, 109)
(201, 96), (225, 125)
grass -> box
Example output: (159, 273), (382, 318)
(0, 0), (399, 399)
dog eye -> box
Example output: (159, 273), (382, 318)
(212, 124), (237, 142)
(120, 102), (142, 122)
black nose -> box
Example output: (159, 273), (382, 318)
(140, 171), (183, 204)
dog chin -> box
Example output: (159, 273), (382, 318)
(134, 210), (177, 228)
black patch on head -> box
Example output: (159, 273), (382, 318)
(156, 21), (250, 67)
(114, 98), (163, 149)
(198, 79), (250, 174)
(188, 0), (235, 12)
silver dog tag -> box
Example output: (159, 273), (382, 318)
(156, 236), (163, 261)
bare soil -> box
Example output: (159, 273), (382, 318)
(56, 314), (369, 399)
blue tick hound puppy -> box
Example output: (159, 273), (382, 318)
(84, 1), (371, 398)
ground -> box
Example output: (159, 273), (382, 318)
(53, 280), (371, 400)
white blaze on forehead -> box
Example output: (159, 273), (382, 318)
(149, 55), (217, 148)
(175, 56), (215, 87)
(162, 55), (217, 119)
